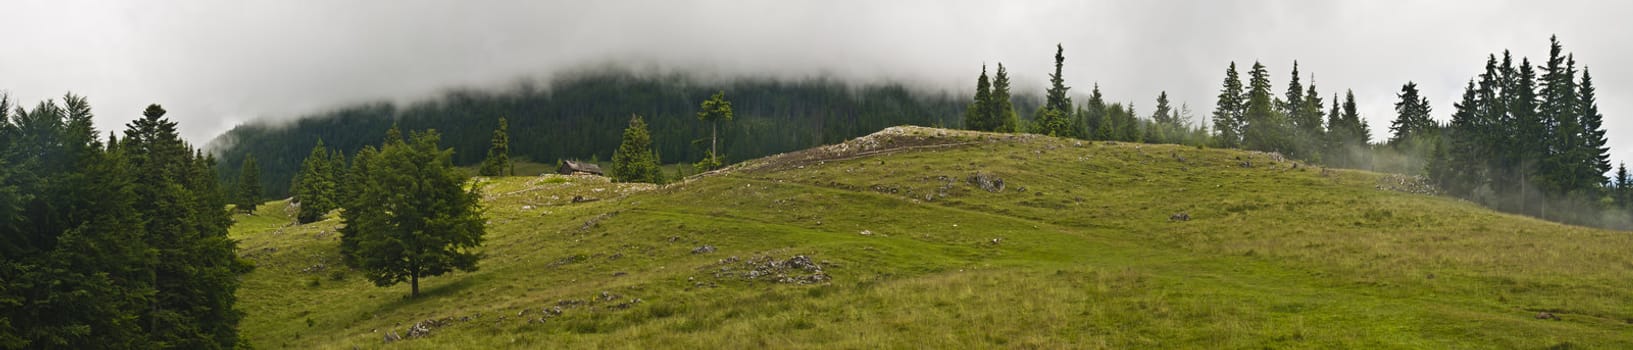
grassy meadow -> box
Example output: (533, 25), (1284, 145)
(232, 126), (1633, 349)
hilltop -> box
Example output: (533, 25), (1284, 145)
(232, 126), (1633, 348)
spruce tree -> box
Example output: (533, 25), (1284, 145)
(1388, 81), (1435, 147)
(1035, 44), (1075, 137)
(339, 145), (380, 266)
(121, 104), (247, 348)
(295, 140), (336, 223)
(962, 65), (992, 131)
(479, 117), (512, 176)
(1081, 84), (1107, 138)
(992, 63), (1019, 132)
(1513, 59), (1544, 213)
(237, 154), (262, 212)
(611, 115), (664, 183)
(1044, 44), (1073, 115)
(1578, 68), (1611, 190)
(1439, 80), (1485, 196)
(1615, 162), (1631, 208)
(1295, 77), (1326, 161)
(346, 129), (485, 298)
(1212, 62), (1245, 147)
(1152, 91), (1175, 126)
(1241, 61), (1286, 152)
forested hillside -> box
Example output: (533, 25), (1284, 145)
(210, 71), (1026, 197)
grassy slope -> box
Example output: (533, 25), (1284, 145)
(233, 127), (1633, 349)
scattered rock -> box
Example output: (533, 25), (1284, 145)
(1375, 174), (1439, 195)
(1169, 212), (1190, 221)
(575, 211), (618, 233)
(383, 331), (401, 344)
(612, 271), (628, 277)
(859, 230), (874, 236)
(967, 172), (1006, 192)
(692, 245), (717, 254)
(1536, 312), (1561, 321)
(710, 254), (831, 284)
(404, 318), (450, 339)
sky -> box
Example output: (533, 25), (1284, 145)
(2, 0), (1628, 167)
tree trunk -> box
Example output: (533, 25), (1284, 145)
(711, 121), (718, 159)
(411, 273), (419, 298)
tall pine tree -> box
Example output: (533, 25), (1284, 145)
(962, 65), (992, 131)
(992, 63), (1020, 132)
(1211, 62), (1245, 147)
(479, 117), (512, 176)
(610, 115), (664, 184)
(294, 140), (336, 224)
(1034, 44), (1075, 137)
(237, 154), (262, 212)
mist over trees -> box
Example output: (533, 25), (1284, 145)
(1423, 36), (1619, 227)
(0, 94), (250, 348)
(212, 71), (972, 197)
(951, 37), (1626, 229)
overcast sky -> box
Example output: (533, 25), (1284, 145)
(2, 0), (1628, 167)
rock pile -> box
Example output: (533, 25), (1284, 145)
(711, 254), (831, 284)
(1375, 174), (1439, 195)
(967, 172), (1006, 193)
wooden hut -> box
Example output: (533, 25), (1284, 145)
(557, 160), (603, 176)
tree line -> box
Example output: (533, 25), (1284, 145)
(962, 44), (1210, 147)
(0, 95), (249, 348)
(956, 37), (1625, 229)
(212, 72), (981, 198)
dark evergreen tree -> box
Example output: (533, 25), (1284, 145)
(339, 145), (380, 267)
(1436, 80), (1485, 196)
(479, 117), (512, 176)
(992, 63), (1020, 132)
(1388, 81), (1435, 147)
(1578, 68), (1611, 190)
(1241, 61), (1288, 152)
(1294, 74), (1326, 161)
(1, 95), (159, 349)
(122, 104), (247, 348)
(611, 115), (664, 183)
(294, 140), (336, 223)
(962, 65), (992, 131)
(1211, 62), (1246, 147)
(1152, 91), (1175, 126)
(236, 154), (262, 212)
(1080, 84), (1107, 139)
(1511, 59), (1544, 214)
(1615, 163), (1631, 208)
(346, 128), (485, 298)
(1044, 44), (1073, 116)
(1034, 44), (1075, 137)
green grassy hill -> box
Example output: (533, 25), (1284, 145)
(232, 126), (1633, 349)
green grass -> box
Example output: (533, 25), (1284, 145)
(233, 127), (1633, 349)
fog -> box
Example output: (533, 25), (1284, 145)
(2, 0), (1629, 167)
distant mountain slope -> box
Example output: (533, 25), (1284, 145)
(208, 71), (1039, 197)
(232, 127), (1633, 348)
